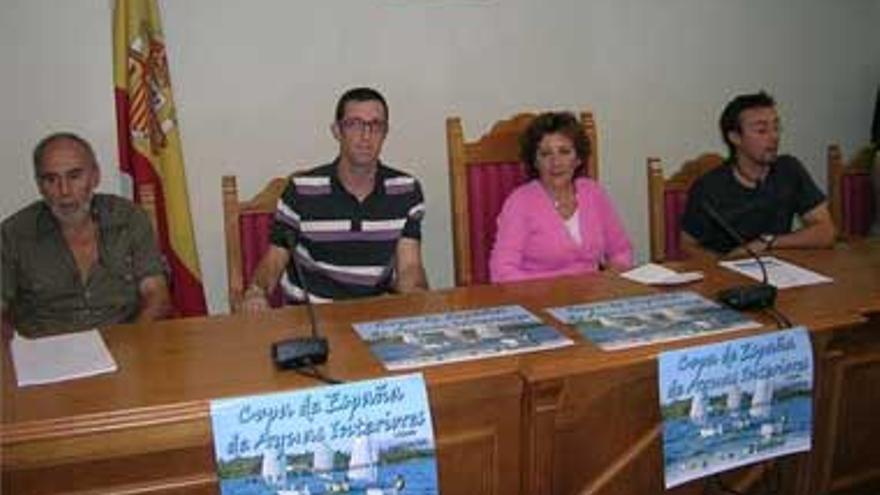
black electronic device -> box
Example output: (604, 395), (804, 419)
(272, 335), (328, 369)
(702, 201), (778, 310)
(271, 250), (329, 369)
(715, 283), (778, 311)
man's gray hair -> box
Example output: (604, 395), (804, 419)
(32, 132), (98, 176)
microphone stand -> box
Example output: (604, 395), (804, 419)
(702, 201), (777, 310)
(271, 247), (330, 370)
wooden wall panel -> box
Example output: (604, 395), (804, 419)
(820, 318), (880, 494)
(431, 371), (523, 495)
(525, 359), (810, 495)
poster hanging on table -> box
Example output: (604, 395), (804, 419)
(657, 327), (813, 489)
(209, 373), (438, 494)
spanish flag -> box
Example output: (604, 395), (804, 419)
(113, 0), (207, 316)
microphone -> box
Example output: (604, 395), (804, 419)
(271, 246), (329, 370)
(701, 201), (777, 310)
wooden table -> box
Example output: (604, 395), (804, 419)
(3, 240), (878, 494)
(519, 239), (880, 495)
(2, 292), (528, 495)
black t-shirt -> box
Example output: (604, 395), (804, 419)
(681, 155), (825, 254)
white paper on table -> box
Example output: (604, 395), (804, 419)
(10, 329), (117, 387)
(621, 263), (704, 286)
(719, 256), (833, 289)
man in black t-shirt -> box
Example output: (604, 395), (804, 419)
(681, 92), (835, 256)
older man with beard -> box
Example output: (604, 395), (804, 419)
(2, 133), (171, 337)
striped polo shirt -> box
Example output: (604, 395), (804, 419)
(269, 160), (425, 303)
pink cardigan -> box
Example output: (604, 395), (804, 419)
(489, 178), (633, 282)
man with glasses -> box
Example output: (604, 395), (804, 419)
(243, 87), (428, 310)
(681, 91), (835, 257)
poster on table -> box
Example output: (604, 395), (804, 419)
(547, 291), (760, 351)
(657, 327), (813, 489)
(209, 373), (438, 494)
(353, 305), (572, 370)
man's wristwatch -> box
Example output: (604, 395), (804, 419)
(760, 234), (777, 251)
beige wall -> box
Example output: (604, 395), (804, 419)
(2, 0), (878, 314)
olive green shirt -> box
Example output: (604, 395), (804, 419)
(1, 194), (165, 337)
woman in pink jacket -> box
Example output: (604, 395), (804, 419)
(489, 112), (633, 282)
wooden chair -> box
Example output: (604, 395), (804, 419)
(137, 182), (160, 238)
(222, 175), (289, 312)
(646, 153), (724, 262)
(136, 182), (186, 318)
(827, 144), (876, 239)
(447, 111), (598, 286)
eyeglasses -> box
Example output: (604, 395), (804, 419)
(338, 118), (388, 135)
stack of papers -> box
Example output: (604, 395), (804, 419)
(621, 263), (704, 286)
(10, 329), (117, 387)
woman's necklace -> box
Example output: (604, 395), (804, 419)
(553, 197), (574, 211)
(548, 185), (577, 217)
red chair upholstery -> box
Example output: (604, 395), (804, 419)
(661, 189), (690, 261)
(464, 162), (529, 285)
(222, 175), (288, 312)
(646, 154), (724, 262)
(828, 144), (876, 239)
(447, 111), (598, 286)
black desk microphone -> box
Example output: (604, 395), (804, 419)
(271, 250), (329, 370)
(702, 201), (777, 310)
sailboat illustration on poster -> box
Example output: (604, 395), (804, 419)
(657, 328), (814, 489)
(261, 448), (286, 488)
(210, 373), (437, 494)
(348, 436), (378, 484)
